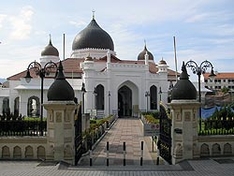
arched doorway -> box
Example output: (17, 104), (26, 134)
(150, 85), (158, 110)
(95, 84), (104, 110)
(14, 97), (19, 116)
(118, 85), (132, 117)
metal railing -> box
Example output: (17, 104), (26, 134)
(199, 118), (234, 135)
(0, 118), (47, 136)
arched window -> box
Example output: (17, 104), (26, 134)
(27, 96), (40, 117)
(14, 97), (19, 116)
(96, 84), (104, 110)
(150, 85), (157, 110)
(2, 97), (9, 115)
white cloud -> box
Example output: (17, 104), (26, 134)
(185, 13), (209, 23)
(69, 20), (87, 28)
(0, 14), (7, 29)
(9, 6), (34, 40)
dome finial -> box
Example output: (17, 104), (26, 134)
(144, 39), (146, 47)
(49, 34), (52, 45)
(92, 10), (95, 19)
(180, 61), (189, 80)
(144, 39), (148, 51)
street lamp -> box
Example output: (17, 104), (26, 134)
(93, 87), (97, 110)
(185, 60), (216, 131)
(145, 91), (150, 112)
(159, 87), (162, 102)
(25, 61), (57, 136)
(93, 87), (97, 118)
(81, 83), (86, 114)
(108, 91), (111, 115)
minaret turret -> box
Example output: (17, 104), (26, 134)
(40, 35), (60, 67)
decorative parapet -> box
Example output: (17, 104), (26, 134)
(71, 48), (116, 59)
(0, 137), (47, 160)
(110, 63), (146, 70)
(198, 135), (234, 157)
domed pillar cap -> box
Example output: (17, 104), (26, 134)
(171, 62), (197, 100)
(47, 61), (75, 101)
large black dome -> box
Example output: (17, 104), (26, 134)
(171, 62), (197, 100)
(72, 18), (114, 51)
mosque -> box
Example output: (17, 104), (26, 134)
(0, 16), (177, 118)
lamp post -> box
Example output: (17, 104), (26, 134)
(81, 83), (86, 114)
(145, 91), (150, 112)
(25, 61), (57, 136)
(93, 87), (97, 118)
(185, 60), (216, 131)
(108, 91), (111, 115)
(159, 87), (162, 102)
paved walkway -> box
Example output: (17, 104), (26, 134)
(0, 118), (234, 175)
(78, 117), (160, 166)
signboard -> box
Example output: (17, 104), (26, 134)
(144, 123), (160, 136)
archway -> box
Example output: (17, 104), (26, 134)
(150, 85), (158, 110)
(27, 96), (40, 117)
(118, 85), (132, 117)
(14, 97), (19, 116)
(95, 84), (104, 110)
(2, 97), (9, 115)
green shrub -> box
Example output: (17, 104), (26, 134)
(144, 114), (159, 124)
(142, 110), (160, 119)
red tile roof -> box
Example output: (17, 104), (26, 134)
(204, 72), (234, 79)
(7, 56), (178, 81)
(7, 58), (84, 80)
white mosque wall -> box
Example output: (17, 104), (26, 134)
(1, 58), (169, 118)
(82, 60), (169, 116)
(7, 77), (83, 117)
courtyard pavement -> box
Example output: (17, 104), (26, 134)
(0, 118), (234, 175)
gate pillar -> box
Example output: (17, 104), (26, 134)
(43, 61), (77, 164)
(169, 100), (200, 164)
(44, 102), (76, 164)
(168, 62), (200, 164)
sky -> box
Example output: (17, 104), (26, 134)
(0, 0), (233, 81)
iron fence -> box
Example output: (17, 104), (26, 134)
(199, 118), (234, 135)
(0, 119), (47, 136)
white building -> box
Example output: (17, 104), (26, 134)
(204, 72), (234, 91)
(0, 16), (177, 118)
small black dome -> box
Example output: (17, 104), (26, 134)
(41, 39), (59, 57)
(85, 55), (93, 61)
(137, 45), (154, 61)
(159, 59), (167, 65)
(72, 18), (114, 51)
(171, 62), (197, 100)
(47, 61), (74, 101)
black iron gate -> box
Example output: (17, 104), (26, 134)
(159, 104), (172, 164)
(74, 103), (83, 165)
